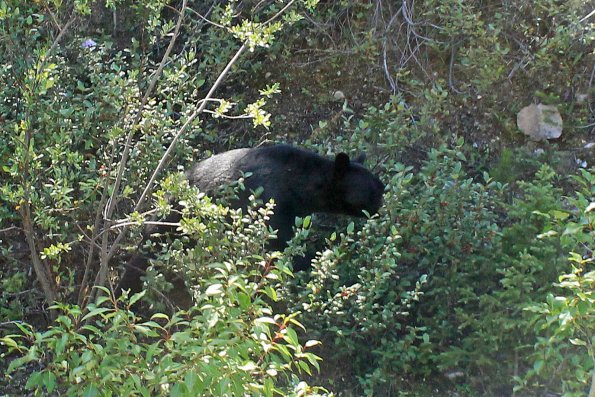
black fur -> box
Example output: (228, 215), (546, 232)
(117, 144), (384, 294)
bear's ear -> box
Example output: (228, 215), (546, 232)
(354, 153), (366, 164)
(334, 153), (350, 179)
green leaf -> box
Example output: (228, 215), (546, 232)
(346, 222), (355, 234)
(237, 292), (251, 309)
(562, 222), (584, 236)
(7, 350), (36, 373)
(255, 317), (276, 325)
(238, 361), (257, 371)
(303, 215), (311, 229)
(184, 371), (204, 394)
(129, 290), (147, 306)
(55, 333), (69, 355)
(550, 210), (570, 220)
(82, 307), (112, 321)
(284, 327), (299, 346)
(205, 283), (223, 296)
(260, 286), (278, 302)
(83, 384), (100, 397)
(170, 383), (188, 397)
(298, 360), (312, 375)
(150, 313), (170, 321)
(569, 338), (586, 346)
(41, 371), (57, 393)
(537, 230), (558, 239)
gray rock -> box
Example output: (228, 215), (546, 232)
(517, 103), (563, 140)
(333, 90), (345, 101)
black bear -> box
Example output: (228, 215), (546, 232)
(117, 144), (384, 294)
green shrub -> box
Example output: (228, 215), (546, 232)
(0, 0), (328, 394)
(517, 168), (594, 397)
(281, 161), (428, 394)
(1, 180), (328, 396)
(1, 0), (592, 395)
(283, 135), (590, 395)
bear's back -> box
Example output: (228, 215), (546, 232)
(187, 147), (251, 194)
(186, 145), (330, 204)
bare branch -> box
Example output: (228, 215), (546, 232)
(265, 0), (296, 24)
(0, 226), (21, 233)
(202, 109), (252, 119)
(589, 368), (595, 397)
(134, 42), (247, 211)
(103, 41), (248, 269)
(77, 142), (119, 306)
(92, 0), (189, 303)
(579, 9), (595, 24)
(448, 41), (463, 94)
(588, 63), (594, 114)
(167, 4), (224, 28)
(18, 13), (78, 312)
(109, 221), (181, 231)
(381, 6), (403, 94)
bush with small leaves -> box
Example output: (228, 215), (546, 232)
(2, 193), (329, 396)
(517, 168), (594, 397)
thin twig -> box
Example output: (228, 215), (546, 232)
(112, 8), (117, 36)
(103, 0), (300, 300)
(104, 0), (189, 223)
(109, 221), (180, 231)
(19, 14), (77, 312)
(166, 4), (224, 28)
(302, 13), (337, 48)
(382, 6), (403, 94)
(448, 40), (463, 94)
(43, 5), (62, 31)
(383, 37), (396, 94)
(77, 143), (117, 306)
(134, 42), (247, 212)
(38, 17), (77, 76)
(264, 0), (296, 24)
(201, 109), (252, 119)
(105, 42), (248, 265)
(0, 226), (21, 233)
(587, 63), (594, 114)
(401, 0), (432, 41)
(0, 320), (29, 328)
(76, 223), (103, 251)
(579, 9), (595, 24)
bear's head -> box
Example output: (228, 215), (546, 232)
(330, 152), (385, 217)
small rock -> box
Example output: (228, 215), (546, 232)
(444, 370), (465, 380)
(576, 93), (588, 103)
(333, 90), (345, 101)
(584, 142), (595, 149)
(517, 103), (563, 141)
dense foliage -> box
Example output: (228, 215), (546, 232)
(284, 132), (594, 395)
(0, 0), (593, 396)
(3, 194), (324, 396)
